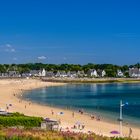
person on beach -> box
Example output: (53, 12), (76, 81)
(6, 105), (9, 111)
(25, 105), (26, 109)
(58, 119), (61, 125)
(96, 115), (101, 121)
(82, 124), (85, 130)
(90, 114), (95, 120)
(129, 127), (132, 137)
(51, 110), (54, 115)
(81, 109), (84, 114)
(72, 112), (74, 118)
(78, 124), (80, 129)
(59, 127), (62, 132)
(73, 125), (76, 129)
(79, 109), (83, 115)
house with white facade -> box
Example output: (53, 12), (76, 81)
(117, 70), (124, 77)
(39, 68), (46, 77)
(21, 73), (31, 77)
(30, 70), (40, 76)
(102, 70), (106, 77)
(97, 69), (106, 77)
(46, 71), (54, 77)
(29, 69), (46, 77)
(87, 69), (98, 77)
(77, 71), (85, 77)
(67, 71), (77, 78)
(0, 72), (9, 77)
(55, 71), (67, 77)
(129, 68), (140, 77)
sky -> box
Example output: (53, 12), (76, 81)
(0, 0), (140, 65)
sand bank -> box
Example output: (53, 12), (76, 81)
(0, 79), (139, 139)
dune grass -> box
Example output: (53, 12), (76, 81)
(0, 128), (137, 140)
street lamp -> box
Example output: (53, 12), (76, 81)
(119, 100), (128, 137)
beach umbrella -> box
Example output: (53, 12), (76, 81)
(110, 130), (120, 134)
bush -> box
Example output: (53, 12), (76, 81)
(10, 112), (25, 117)
(0, 115), (43, 127)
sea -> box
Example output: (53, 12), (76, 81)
(23, 83), (140, 128)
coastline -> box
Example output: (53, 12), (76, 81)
(0, 78), (140, 139)
(21, 86), (140, 129)
(42, 77), (140, 84)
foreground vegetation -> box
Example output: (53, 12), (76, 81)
(0, 113), (137, 140)
(0, 112), (43, 128)
(0, 128), (137, 140)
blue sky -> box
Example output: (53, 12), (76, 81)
(0, 0), (140, 65)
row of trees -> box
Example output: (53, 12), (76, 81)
(0, 63), (139, 77)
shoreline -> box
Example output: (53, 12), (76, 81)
(21, 93), (140, 131)
(0, 78), (140, 139)
(42, 77), (140, 84)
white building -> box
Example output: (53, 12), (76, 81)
(39, 69), (46, 77)
(129, 68), (140, 77)
(117, 70), (124, 77)
(55, 71), (67, 77)
(87, 69), (98, 77)
(67, 71), (77, 78)
(42, 69), (46, 77)
(102, 70), (106, 77)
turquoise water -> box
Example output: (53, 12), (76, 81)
(23, 83), (140, 127)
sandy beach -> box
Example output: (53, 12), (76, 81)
(0, 78), (140, 139)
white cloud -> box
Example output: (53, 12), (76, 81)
(4, 44), (16, 52)
(37, 56), (46, 60)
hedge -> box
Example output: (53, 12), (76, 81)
(0, 116), (43, 127)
